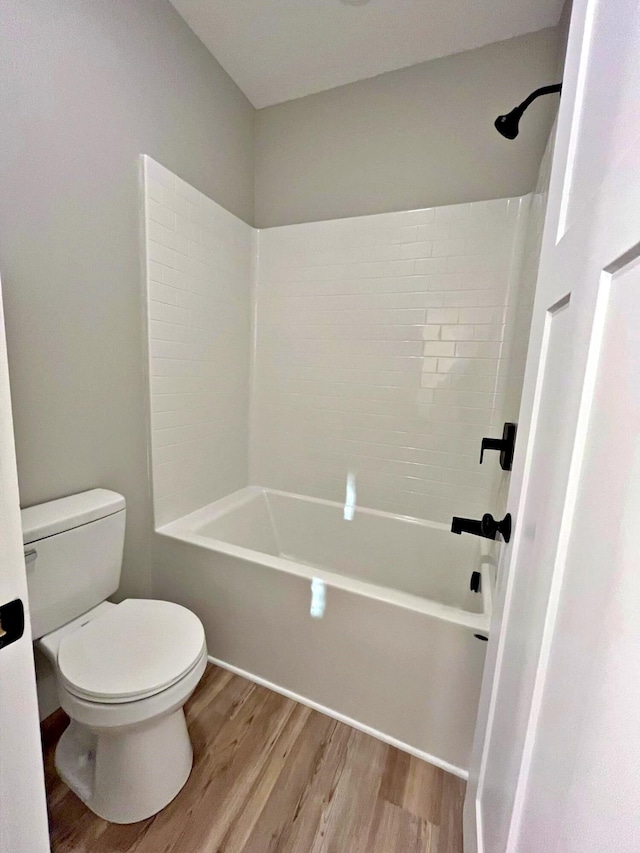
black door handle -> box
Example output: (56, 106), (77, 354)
(480, 422), (517, 471)
(0, 599), (25, 650)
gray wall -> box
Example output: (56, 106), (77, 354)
(254, 28), (561, 227)
(0, 0), (255, 597)
(0, 3), (565, 602)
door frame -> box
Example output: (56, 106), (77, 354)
(464, 0), (595, 847)
(0, 276), (50, 853)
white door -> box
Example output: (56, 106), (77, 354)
(0, 278), (50, 852)
(465, 0), (640, 850)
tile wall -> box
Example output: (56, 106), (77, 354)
(143, 156), (253, 525)
(143, 157), (533, 526)
(251, 199), (529, 523)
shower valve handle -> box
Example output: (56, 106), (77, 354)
(480, 422), (517, 471)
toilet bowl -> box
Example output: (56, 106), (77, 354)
(37, 598), (207, 823)
(23, 490), (207, 824)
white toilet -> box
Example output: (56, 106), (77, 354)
(22, 489), (207, 824)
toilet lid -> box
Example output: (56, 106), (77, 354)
(57, 599), (206, 704)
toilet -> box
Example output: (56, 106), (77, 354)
(22, 489), (207, 824)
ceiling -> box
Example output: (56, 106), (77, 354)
(170, 0), (564, 109)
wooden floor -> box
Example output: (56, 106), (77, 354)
(43, 664), (465, 852)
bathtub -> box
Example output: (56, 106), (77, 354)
(153, 486), (494, 777)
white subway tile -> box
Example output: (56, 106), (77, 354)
(420, 357), (439, 374)
(148, 281), (178, 306)
(175, 215), (202, 242)
(161, 304), (190, 326)
(147, 260), (164, 283)
(422, 325), (441, 341)
(414, 257), (448, 275)
(150, 320), (189, 342)
(147, 200), (176, 230)
(147, 178), (164, 204)
(458, 307), (506, 324)
(148, 240), (178, 269)
(455, 341), (502, 359)
(441, 290), (505, 307)
(473, 324), (505, 342)
(440, 325), (475, 341)
(162, 266), (191, 291)
(400, 241), (433, 260)
(150, 343), (190, 365)
(161, 186), (190, 218)
(431, 238), (467, 257)
(416, 222), (453, 241)
(392, 225), (418, 244)
(422, 341), (456, 358)
(446, 253), (509, 274)
(426, 308), (458, 324)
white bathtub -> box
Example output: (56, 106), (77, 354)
(153, 486), (495, 777)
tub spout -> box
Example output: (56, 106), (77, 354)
(451, 516), (485, 537)
(451, 513), (512, 543)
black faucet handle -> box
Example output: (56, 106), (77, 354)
(479, 422), (517, 471)
(479, 437), (504, 464)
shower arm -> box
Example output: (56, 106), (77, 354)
(495, 83), (562, 139)
(514, 83), (563, 116)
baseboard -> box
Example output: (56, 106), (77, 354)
(207, 654), (468, 781)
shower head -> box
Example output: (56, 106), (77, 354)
(495, 83), (562, 139)
(494, 107), (524, 139)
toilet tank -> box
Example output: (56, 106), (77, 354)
(21, 489), (126, 640)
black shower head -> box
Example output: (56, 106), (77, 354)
(494, 108), (524, 139)
(495, 83), (562, 140)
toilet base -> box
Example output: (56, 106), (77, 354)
(56, 708), (193, 824)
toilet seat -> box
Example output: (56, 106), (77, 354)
(57, 599), (206, 704)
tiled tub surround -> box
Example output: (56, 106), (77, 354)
(142, 162), (530, 776)
(143, 157), (254, 526)
(252, 198), (530, 523)
(143, 158), (531, 526)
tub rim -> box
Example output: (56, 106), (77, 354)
(158, 485), (493, 633)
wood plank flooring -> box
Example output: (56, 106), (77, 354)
(42, 664), (465, 852)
